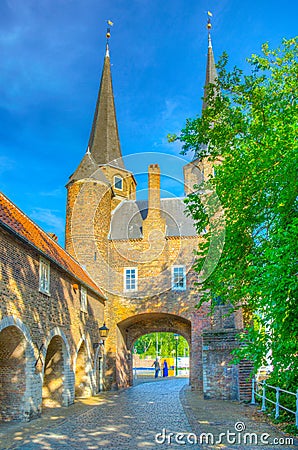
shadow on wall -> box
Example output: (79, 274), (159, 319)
(0, 234), (104, 421)
(42, 335), (66, 408)
(75, 341), (92, 398)
(0, 326), (27, 421)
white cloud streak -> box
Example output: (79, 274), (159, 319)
(30, 207), (64, 233)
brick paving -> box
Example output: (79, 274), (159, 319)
(0, 379), (191, 449)
(0, 378), (297, 450)
(180, 385), (298, 449)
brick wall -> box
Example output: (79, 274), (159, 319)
(202, 330), (251, 401)
(99, 165), (136, 205)
(238, 358), (254, 401)
(0, 227), (105, 421)
(64, 161), (247, 399)
(0, 326), (27, 421)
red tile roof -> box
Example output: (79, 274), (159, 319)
(0, 192), (105, 300)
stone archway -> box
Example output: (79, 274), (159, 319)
(0, 325), (27, 421)
(116, 313), (192, 389)
(42, 335), (69, 407)
(75, 341), (92, 398)
(0, 317), (41, 421)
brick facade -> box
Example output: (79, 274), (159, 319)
(0, 34), (253, 423)
(65, 159), (250, 397)
(62, 41), (251, 400)
(0, 207), (105, 421)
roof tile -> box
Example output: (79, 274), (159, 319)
(0, 192), (105, 300)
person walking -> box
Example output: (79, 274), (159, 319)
(162, 360), (168, 377)
(152, 358), (160, 378)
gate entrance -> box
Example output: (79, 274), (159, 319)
(132, 331), (190, 381)
(115, 313), (193, 389)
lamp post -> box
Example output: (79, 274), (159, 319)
(96, 323), (109, 393)
(99, 323), (109, 344)
(93, 323), (109, 349)
(174, 334), (179, 376)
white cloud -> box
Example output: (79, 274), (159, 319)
(30, 208), (64, 233)
(39, 188), (63, 198)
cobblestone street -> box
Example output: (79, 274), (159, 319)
(0, 378), (297, 450)
(1, 379), (192, 450)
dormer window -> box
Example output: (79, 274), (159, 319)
(114, 176), (123, 190)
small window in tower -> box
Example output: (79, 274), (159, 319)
(124, 267), (138, 292)
(114, 176), (123, 190)
(172, 265), (186, 290)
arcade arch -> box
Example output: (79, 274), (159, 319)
(42, 335), (69, 407)
(0, 325), (28, 421)
(75, 340), (92, 398)
(0, 317), (38, 422)
(116, 313), (192, 388)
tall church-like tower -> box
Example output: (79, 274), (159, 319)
(184, 18), (218, 194)
(64, 22), (250, 400)
(65, 37), (136, 275)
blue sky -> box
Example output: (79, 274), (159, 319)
(0, 0), (297, 245)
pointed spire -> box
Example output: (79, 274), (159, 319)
(202, 16), (217, 111)
(105, 42), (110, 58)
(87, 25), (124, 169)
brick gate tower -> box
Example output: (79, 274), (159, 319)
(65, 25), (251, 400)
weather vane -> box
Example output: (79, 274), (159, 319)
(106, 19), (114, 43)
(207, 11), (212, 30)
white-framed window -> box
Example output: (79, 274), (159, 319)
(39, 258), (50, 294)
(114, 175), (123, 190)
(80, 286), (88, 312)
(172, 265), (186, 290)
(124, 267), (138, 292)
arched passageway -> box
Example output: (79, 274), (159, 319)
(116, 313), (192, 389)
(133, 331), (190, 379)
(75, 341), (92, 398)
(42, 335), (67, 407)
(0, 326), (27, 421)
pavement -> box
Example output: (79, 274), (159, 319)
(0, 377), (296, 450)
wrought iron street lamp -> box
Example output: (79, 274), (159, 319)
(99, 323), (109, 340)
(93, 323), (109, 349)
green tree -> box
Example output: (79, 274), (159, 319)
(172, 37), (298, 389)
(134, 333), (189, 358)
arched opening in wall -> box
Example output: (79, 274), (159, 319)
(75, 342), (91, 398)
(133, 332), (190, 382)
(0, 326), (27, 421)
(116, 313), (191, 389)
(42, 336), (66, 408)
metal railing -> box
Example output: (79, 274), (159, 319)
(251, 378), (298, 427)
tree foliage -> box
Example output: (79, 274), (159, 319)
(133, 332), (189, 358)
(173, 37), (298, 389)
